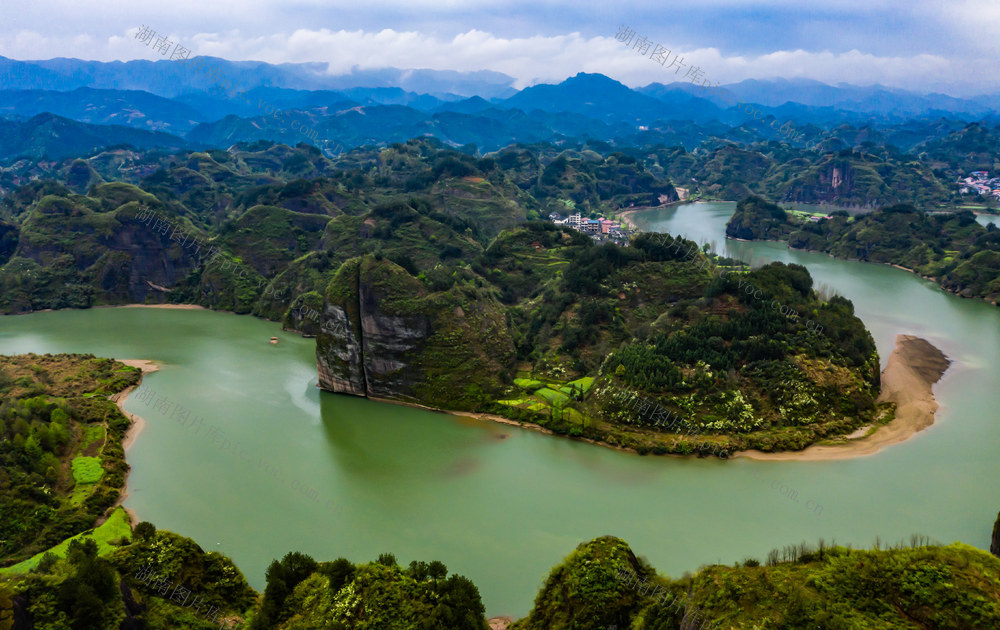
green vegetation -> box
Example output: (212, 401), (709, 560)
(5, 133), (960, 322)
(70, 455), (104, 484)
(248, 551), (487, 630)
(513, 536), (1000, 630)
(1, 522), (254, 630)
(0, 353), (140, 568)
(993, 510), (1000, 558)
(511, 536), (650, 630)
(318, 219), (882, 455)
(728, 195), (1000, 303)
(0, 506), (131, 575)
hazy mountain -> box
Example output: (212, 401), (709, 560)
(499, 72), (723, 125)
(641, 77), (999, 119)
(185, 103), (622, 153)
(0, 112), (189, 160)
(0, 87), (205, 133)
(1, 61), (997, 162)
(434, 95), (496, 115)
(0, 55), (516, 99)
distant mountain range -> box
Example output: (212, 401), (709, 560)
(1, 56), (999, 162)
(0, 56), (517, 99)
(0, 112), (190, 161)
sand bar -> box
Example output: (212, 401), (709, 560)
(735, 335), (951, 461)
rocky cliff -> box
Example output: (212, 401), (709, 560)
(316, 255), (515, 410)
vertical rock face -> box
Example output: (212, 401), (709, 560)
(316, 255), (515, 410)
(317, 301), (367, 396)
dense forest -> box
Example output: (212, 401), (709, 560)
(512, 535), (1000, 629)
(5, 519), (1000, 629)
(315, 220), (883, 455)
(727, 195), (1000, 304)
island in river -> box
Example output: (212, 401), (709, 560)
(315, 224), (902, 458)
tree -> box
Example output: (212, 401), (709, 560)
(428, 560), (448, 586)
(54, 539), (118, 630)
(252, 551), (318, 629)
(133, 521), (156, 541)
(429, 575), (488, 630)
(322, 558), (356, 593)
(377, 552), (397, 567)
(408, 560), (429, 582)
(992, 511), (1000, 558)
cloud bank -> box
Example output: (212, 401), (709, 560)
(1, 16), (996, 96)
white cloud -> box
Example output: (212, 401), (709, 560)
(0, 26), (995, 95)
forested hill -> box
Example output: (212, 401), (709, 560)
(511, 536), (1000, 629)
(0, 139), (674, 321)
(317, 225), (883, 456)
(727, 195), (1000, 303)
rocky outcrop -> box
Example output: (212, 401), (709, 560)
(316, 255), (515, 410)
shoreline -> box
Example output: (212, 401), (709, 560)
(5, 303), (208, 317)
(734, 335), (951, 461)
(366, 395), (682, 458)
(373, 334), (950, 462)
(626, 203), (996, 306)
(98, 303), (206, 310)
(108, 358), (161, 524)
(732, 235), (997, 306)
(617, 199), (703, 230)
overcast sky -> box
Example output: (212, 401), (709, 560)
(2, 0), (998, 96)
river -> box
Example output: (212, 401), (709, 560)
(1, 201), (998, 617)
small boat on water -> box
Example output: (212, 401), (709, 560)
(269, 337), (279, 344)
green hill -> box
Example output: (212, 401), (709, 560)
(513, 536), (1000, 630)
(727, 195), (1000, 304)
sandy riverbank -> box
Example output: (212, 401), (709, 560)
(98, 303), (205, 310)
(618, 208), (642, 230)
(735, 335), (951, 461)
(107, 358), (160, 524)
(618, 200), (722, 231)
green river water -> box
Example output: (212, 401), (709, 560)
(1, 201), (998, 617)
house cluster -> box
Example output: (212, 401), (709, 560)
(548, 212), (630, 241)
(958, 171), (1000, 198)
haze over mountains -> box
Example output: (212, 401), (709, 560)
(2, 55), (999, 161)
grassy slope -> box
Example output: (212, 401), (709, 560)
(0, 506), (132, 575)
